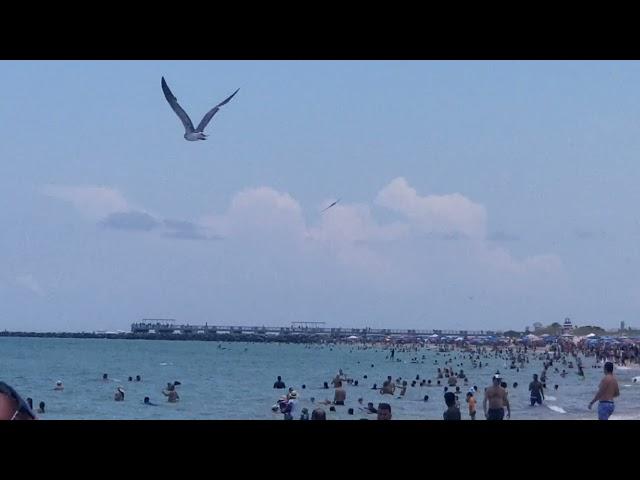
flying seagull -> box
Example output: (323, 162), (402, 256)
(321, 199), (340, 213)
(161, 77), (239, 141)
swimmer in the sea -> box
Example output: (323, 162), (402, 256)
(54, 381), (64, 391)
(143, 396), (157, 406)
(334, 381), (347, 405)
(163, 383), (180, 403)
(399, 381), (408, 396)
(365, 402), (377, 413)
(114, 386), (125, 401)
(311, 408), (327, 420)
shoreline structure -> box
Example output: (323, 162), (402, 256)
(1, 319), (634, 345)
(0, 320), (503, 343)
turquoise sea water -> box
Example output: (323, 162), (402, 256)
(2, 337), (640, 420)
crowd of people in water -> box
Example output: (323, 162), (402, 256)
(0, 371), (187, 420)
(269, 338), (626, 420)
(0, 336), (631, 420)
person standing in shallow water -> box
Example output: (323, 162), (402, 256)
(466, 391), (477, 420)
(588, 361), (619, 420)
(334, 381), (346, 405)
(114, 387), (125, 401)
(529, 374), (544, 406)
(443, 392), (461, 420)
(483, 374), (510, 420)
(273, 376), (286, 389)
(163, 383), (179, 403)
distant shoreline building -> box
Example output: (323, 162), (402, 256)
(562, 317), (574, 336)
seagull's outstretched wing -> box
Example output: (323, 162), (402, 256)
(196, 88), (240, 133)
(161, 77), (195, 134)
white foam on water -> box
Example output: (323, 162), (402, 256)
(545, 395), (557, 401)
(610, 413), (640, 420)
(547, 405), (566, 414)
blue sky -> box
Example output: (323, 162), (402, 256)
(2, 60), (640, 332)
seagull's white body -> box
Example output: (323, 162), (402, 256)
(161, 77), (239, 142)
(185, 132), (208, 141)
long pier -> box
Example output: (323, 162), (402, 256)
(131, 320), (500, 338)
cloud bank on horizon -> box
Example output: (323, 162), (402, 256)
(34, 176), (566, 332)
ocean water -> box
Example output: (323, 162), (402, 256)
(2, 337), (640, 420)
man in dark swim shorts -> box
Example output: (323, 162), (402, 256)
(483, 374), (510, 420)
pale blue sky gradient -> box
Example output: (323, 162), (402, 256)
(2, 60), (640, 331)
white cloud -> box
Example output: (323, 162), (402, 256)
(44, 179), (564, 286)
(43, 185), (219, 241)
(202, 187), (306, 240)
(308, 203), (408, 246)
(43, 185), (133, 220)
(375, 177), (487, 239)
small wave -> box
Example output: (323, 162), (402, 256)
(610, 413), (640, 420)
(547, 405), (566, 414)
(545, 395), (557, 401)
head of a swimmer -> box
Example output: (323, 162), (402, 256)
(604, 362), (614, 374)
(377, 403), (392, 420)
(444, 392), (456, 407)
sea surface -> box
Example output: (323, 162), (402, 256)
(3, 337), (640, 420)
